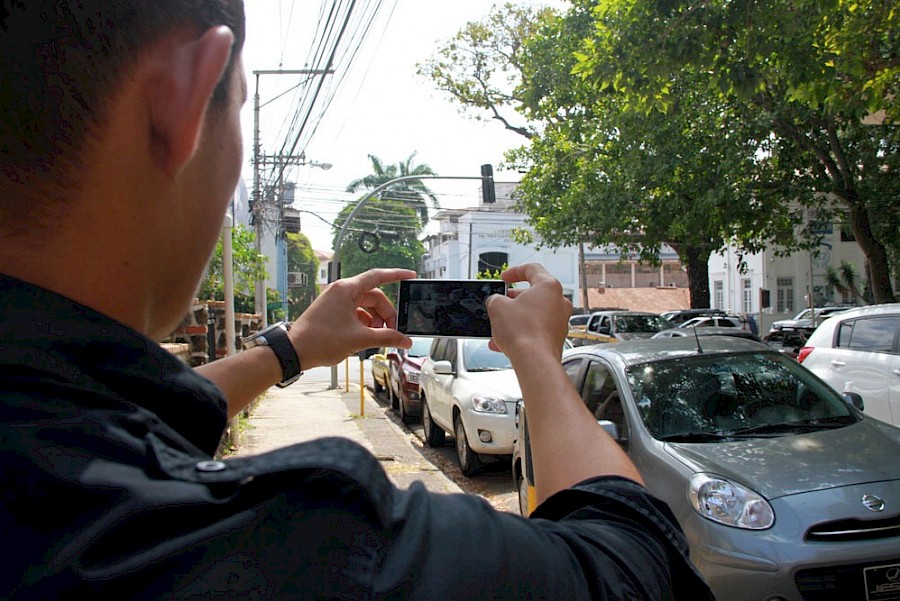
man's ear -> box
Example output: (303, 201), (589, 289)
(149, 26), (235, 176)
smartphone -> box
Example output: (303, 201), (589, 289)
(397, 279), (507, 338)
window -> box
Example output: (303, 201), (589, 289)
(742, 279), (753, 314)
(837, 317), (900, 353)
(563, 358), (584, 389)
(776, 277), (794, 313)
(478, 251), (508, 276)
(714, 281), (724, 310)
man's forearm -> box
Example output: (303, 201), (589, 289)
(195, 347), (281, 419)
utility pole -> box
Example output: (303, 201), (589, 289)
(251, 69), (332, 327)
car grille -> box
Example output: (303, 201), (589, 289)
(796, 560), (900, 601)
(806, 514), (900, 542)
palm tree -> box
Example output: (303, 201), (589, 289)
(346, 153), (439, 227)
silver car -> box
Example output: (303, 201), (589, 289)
(513, 337), (900, 601)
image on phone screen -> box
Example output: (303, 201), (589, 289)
(397, 279), (507, 338)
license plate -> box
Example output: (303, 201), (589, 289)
(865, 563), (900, 601)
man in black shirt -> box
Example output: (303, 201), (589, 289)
(0, 2), (713, 598)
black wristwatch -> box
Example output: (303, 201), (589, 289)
(241, 321), (303, 388)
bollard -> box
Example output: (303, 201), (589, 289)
(359, 358), (365, 417)
(344, 357), (350, 393)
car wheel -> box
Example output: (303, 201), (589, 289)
(398, 392), (415, 424)
(516, 471), (530, 517)
(454, 415), (482, 477)
(422, 397), (445, 447)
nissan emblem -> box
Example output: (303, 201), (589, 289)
(862, 494), (886, 512)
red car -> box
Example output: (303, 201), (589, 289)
(388, 337), (433, 424)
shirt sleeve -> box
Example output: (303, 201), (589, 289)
(375, 475), (715, 600)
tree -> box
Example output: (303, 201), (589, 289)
(571, 0), (898, 302)
(285, 232), (320, 321)
(199, 225), (268, 314)
(424, 2), (795, 307)
(346, 153), (439, 226)
(332, 197), (425, 303)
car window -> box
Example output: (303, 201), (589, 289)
(836, 316), (899, 353)
(430, 338), (447, 361)
(408, 337), (433, 358)
(563, 358), (584, 389)
(616, 314), (670, 333)
(627, 352), (857, 440)
(461, 339), (510, 371)
(445, 339), (458, 369)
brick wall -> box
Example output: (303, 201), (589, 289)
(166, 300), (261, 366)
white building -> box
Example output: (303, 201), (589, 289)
(709, 215), (867, 332)
(421, 183), (583, 305)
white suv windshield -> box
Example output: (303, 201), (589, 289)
(462, 339), (511, 371)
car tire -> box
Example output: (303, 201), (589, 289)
(516, 471), (530, 517)
(422, 396), (445, 447)
(373, 376), (383, 394)
(454, 414), (482, 477)
(398, 392), (415, 424)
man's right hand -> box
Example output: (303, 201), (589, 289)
(485, 263), (572, 365)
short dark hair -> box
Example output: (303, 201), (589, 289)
(0, 0), (246, 227)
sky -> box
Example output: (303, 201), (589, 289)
(239, 0), (564, 252)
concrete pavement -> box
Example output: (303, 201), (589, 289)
(229, 378), (463, 495)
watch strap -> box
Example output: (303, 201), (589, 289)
(266, 324), (302, 387)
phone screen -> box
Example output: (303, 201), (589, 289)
(397, 279), (507, 338)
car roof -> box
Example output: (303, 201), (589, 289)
(563, 335), (773, 367)
(816, 303), (899, 320)
(590, 310), (661, 317)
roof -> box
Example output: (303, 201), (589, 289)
(586, 286), (691, 314)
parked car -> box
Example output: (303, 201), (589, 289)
(386, 336), (433, 424)
(653, 326), (761, 342)
(369, 347), (395, 394)
(762, 328), (809, 359)
(771, 306), (851, 332)
(513, 336), (900, 601)
(568, 314), (590, 330)
(661, 308), (727, 327)
(799, 303), (900, 427)
(571, 310), (671, 346)
(420, 337), (520, 476)
(678, 315), (744, 329)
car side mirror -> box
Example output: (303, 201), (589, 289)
(842, 391), (864, 411)
(597, 419), (619, 440)
(432, 360), (455, 376)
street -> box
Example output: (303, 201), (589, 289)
(303, 362), (519, 514)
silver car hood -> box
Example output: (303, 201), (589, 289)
(664, 419), (900, 500)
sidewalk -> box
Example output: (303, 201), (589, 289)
(230, 379), (463, 495)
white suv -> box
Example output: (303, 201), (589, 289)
(799, 303), (900, 426)
(419, 337), (521, 476)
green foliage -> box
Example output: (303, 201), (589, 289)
(571, 0), (897, 301)
(285, 232), (320, 320)
(333, 197), (426, 304)
(345, 153), (439, 226)
(199, 225), (269, 314)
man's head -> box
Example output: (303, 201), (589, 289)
(0, 0), (247, 339)
(0, 0), (246, 231)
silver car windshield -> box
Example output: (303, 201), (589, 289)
(627, 352), (858, 441)
(407, 337), (433, 358)
(462, 339), (512, 372)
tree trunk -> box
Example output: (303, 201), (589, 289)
(673, 244), (713, 308)
(847, 195), (896, 304)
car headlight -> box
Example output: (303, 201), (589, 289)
(689, 473), (774, 530)
(404, 369), (420, 383)
(471, 395), (508, 414)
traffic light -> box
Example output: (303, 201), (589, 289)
(481, 164), (496, 204)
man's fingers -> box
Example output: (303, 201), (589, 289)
(501, 263), (551, 286)
(352, 268), (417, 291)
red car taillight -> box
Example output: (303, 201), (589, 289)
(797, 346), (814, 363)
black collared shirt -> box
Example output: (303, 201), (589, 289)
(0, 274), (714, 600)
